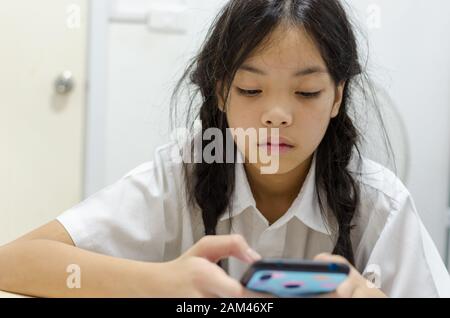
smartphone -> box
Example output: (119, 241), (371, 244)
(240, 259), (350, 297)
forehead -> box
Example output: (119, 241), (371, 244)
(242, 25), (327, 73)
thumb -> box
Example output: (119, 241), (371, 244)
(186, 235), (262, 264)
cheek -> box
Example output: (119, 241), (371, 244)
(226, 100), (256, 129)
(293, 106), (332, 151)
(300, 93), (336, 139)
(298, 114), (329, 144)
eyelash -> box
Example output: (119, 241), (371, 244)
(296, 91), (322, 98)
(236, 87), (322, 98)
(236, 88), (262, 97)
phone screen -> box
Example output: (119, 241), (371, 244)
(245, 270), (348, 297)
(241, 260), (350, 297)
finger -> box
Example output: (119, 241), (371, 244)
(314, 253), (350, 265)
(315, 291), (338, 298)
(202, 265), (246, 298)
(352, 287), (368, 298)
(187, 235), (261, 264)
(314, 252), (332, 261)
(335, 277), (358, 298)
(314, 253), (360, 281)
(241, 289), (277, 298)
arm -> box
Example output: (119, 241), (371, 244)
(0, 221), (261, 298)
(0, 220), (163, 297)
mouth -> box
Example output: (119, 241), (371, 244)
(258, 137), (295, 148)
(258, 142), (295, 155)
(259, 142), (294, 147)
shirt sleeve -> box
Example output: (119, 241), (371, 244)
(56, 147), (181, 262)
(361, 188), (450, 298)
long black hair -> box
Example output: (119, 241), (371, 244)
(170, 0), (392, 266)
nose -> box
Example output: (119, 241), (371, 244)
(261, 108), (293, 128)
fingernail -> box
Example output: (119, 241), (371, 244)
(246, 248), (262, 262)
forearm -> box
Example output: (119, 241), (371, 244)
(0, 239), (161, 298)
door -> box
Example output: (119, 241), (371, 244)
(0, 0), (88, 244)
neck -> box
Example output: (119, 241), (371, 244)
(243, 155), (314, 217)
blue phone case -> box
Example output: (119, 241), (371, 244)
(242, 260), (349, 297)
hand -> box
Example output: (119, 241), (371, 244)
(153, 234), (264, 298)
(314, 253), (387, 298)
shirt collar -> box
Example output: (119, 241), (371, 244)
(220, 150), (331, 235)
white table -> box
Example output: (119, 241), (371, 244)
(0, 290), (29, 298)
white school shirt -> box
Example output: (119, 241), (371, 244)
(56, 141), (450, 298)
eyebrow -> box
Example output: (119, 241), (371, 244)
(238, 64), (327, 77)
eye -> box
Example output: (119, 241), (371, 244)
(296, 91), (322, 98)
(236, 87), (262, 97)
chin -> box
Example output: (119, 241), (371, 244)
(249, 159), (300, 175)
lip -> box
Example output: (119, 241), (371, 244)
(258, 143), (294, 155)
(257, 136), (295, 155)
(258, 136), (295, 147)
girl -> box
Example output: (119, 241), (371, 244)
(1, 0), (449, 298)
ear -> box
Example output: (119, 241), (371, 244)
(331, 81), (346, 118)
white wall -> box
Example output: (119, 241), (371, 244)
(86, 0), (450, 258)
(346, 0), (450, 258)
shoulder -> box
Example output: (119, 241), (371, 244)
(347, 155), (415, 259)
(347, 156), (450, 297)
(348, 155), (411, 214)
(121, 140), (188, 194)
(55, 139), (198, 261)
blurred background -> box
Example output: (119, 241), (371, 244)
(1, 0), (449, 268)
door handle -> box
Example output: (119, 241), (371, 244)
(54, 71), (74, 95)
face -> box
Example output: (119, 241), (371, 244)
(220, 25), (345, 174)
